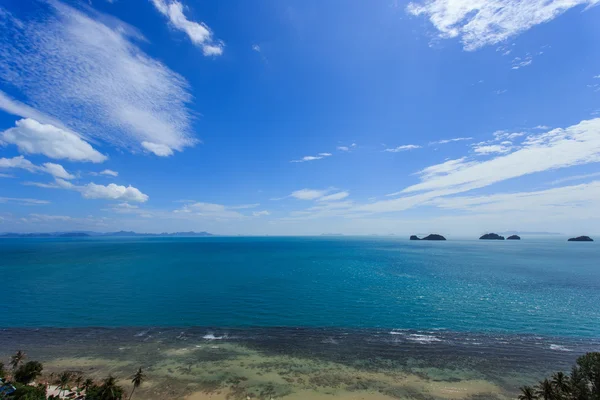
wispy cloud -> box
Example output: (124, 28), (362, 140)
(291, 153), (333, 163)
(0, 197), (50, 205)
(495, 89), (508, 95)
(511, 55), (533, 70)
(406, 0), (597, 50)
(337, 143), (357, 152)
(89, 169), (119, 177)
(384, 144), (421, 152)
(549, 172), (600, 185)
(429, 137), (473, 145)
(290, 189), (331, 200)
(0, 1), (196, 156)
(317, 191), (349, 202)
(26, 177), (149, 203)
(150, 0), (224, 56)
(174, 202), (268, 219)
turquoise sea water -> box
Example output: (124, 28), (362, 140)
(1, 236), (600, 338)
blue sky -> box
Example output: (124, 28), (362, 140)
(1, 0), (600, 235)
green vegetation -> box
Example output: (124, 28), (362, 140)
(518, 352), (600, 399)
(14, 362), (43, 385)
(1, 351), (144, 400)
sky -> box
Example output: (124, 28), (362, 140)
(0, 0), (600, 236)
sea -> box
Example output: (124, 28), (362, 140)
(1, 236), (599, 399)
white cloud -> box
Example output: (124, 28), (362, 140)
(384, 144), (421, 152)
(291, 152), (332, 162)
(252, 44), (261, 52)
(0, 197), (50, 205)
(0, 119), (106, 163)
(0, 156), (37, 172)
(472, 144), (513, 154)
(79, 183), (148, 202)
(101, 169), (118, 177)
(495, 89), (507, 95)
(594, 75), (600, 79)
(0, 173), (13, 178)
(252, 210), (270, 217)
(0, 155), (75, 179)
(406, 0), (598, 51)
(142, 141), (175, 157)
(493, 130), (525, 140)
(534, 125), (550, 130)
(318, 191), (350, 202)
(429, 137), (473, 145)
(150, 0), (224, 56)
(26, 177), (149, 203)
(0, 1), (195, 156)
(41, 163), (75, 180)
(290, 189), (330, 200)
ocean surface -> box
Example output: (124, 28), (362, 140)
(1, 236), (599, 337)
(2, 236), (600, 399)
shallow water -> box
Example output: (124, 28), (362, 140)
(1, 327), (597, 399)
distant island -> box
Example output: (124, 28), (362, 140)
(506, 235), (521, 240)
(568, 236), (594, 242)
(410, 234), (446, 241)
(0, 231), (214, 238)
(479, 233), (505, 240)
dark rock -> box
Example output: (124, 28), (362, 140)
(506, 235), (521, 240)
(479, 233), (505, 240)
(410, 234), (446, 241)
(568, 236), (594, 242)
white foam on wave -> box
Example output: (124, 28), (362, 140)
(203, 333), (227, 340)
(134, 330), (149, 337)
(550, 344), (573, 352)
(389, 329), (408, 335)
(407, 334), (442, 343)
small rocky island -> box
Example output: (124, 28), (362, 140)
(568, 236), (594, 242)
(506, 235), (521, 240)
(479, 233), (505, 240)
(410, 234), (446, 241)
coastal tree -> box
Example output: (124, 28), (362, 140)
(10, 350), (26, 370)
(14, 361), (43, 384)
(57, 371), (72, 397)
(82, 378), (95, 392)
(535, 379), (555, 400)
(128, 367), (145, 400)
(569, 366), (590, 400)
(0, 361), (5, 379)
(551, 371), (570, 396)
(576, 352), (600, 398)
(85, 375), (125, 400)
(518, 386), (537, 400)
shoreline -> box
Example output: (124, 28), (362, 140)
(3, 327), (599, 400)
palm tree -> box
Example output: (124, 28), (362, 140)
(535, 379), (556, 400)
(518, 385), (537, 400)
(100, 375), (121, 399)
(10, 350), (26, 370)
(569, 366), (590, 400)
(551, 371), (570, 395)
(57, 371), (71, 397)
(128, 367), (145, 400)
(82, 378), (95, 392)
